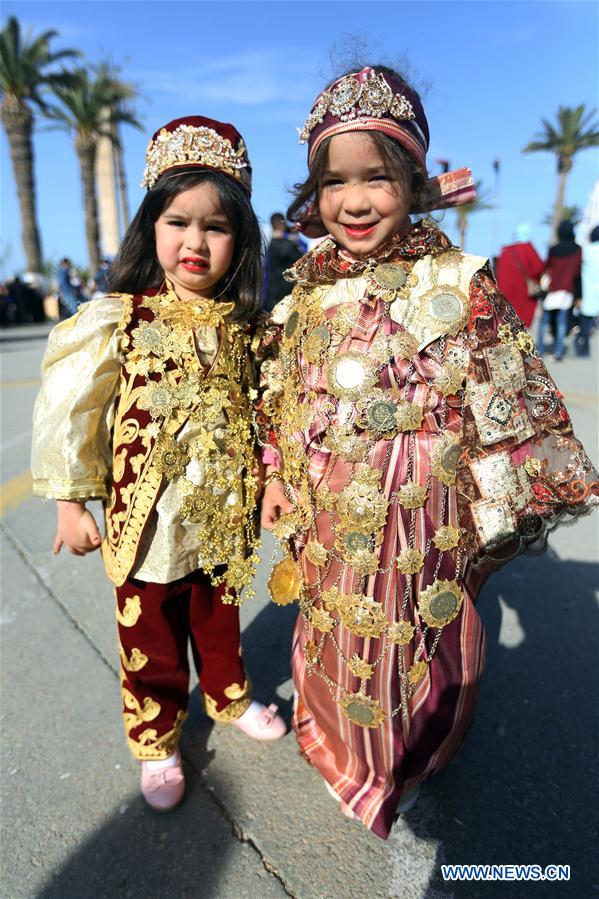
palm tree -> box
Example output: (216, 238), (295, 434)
(0, 16), (79, 273)
(524, 105), (599, 242)
(454, 181), (494, 250)
(46, 64), (141, 272)
(543, 204), (582, 229)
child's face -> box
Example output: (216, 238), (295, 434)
(154, 182), (235, 299)
(318, 132), (411, 257)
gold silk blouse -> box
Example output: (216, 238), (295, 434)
(31, 295), (248, 585)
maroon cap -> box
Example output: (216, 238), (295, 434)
(142, 115), (252, 192)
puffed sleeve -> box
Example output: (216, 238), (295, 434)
(457, 269), (599, 567)
(31, 295), (127, 500)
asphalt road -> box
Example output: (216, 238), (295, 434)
(1, 320), (598, 899)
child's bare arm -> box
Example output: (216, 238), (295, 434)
(260, 476), (295, 530)
(54, 500), (102, 556)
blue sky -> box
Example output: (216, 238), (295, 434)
(1, 0), (598, 277)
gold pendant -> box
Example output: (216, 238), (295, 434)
(348, 654), (374, 680)
(387, 620), (415, 645)
(337, 480), (389, 535)
(395, 401), (424, 432)
(338, 691), (386, 728)
(310, 605), (335, 633)
(398, 481), (428, 509)
(268, 556), (302, 606)
(305, 540), (329, 567)
(418, 579), (464, 628)
(372, 262), (407, 290)
(397, 548), (425, 575)
(337, 595), (387, 638)
(432, 525), (460, 552)
(326, 351), (378, 401)
(429, 435), (462, 486)
(407, 660), (428, 685)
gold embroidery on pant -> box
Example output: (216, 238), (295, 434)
(115, 594), (142, 627)
(127, 710), (188, 760)
(122, 685), (160, 725)
(120, 646), (149, 672)
(223, 679), (249, 700)
(204, 690), (251, 722)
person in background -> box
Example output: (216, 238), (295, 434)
(576, 224), (599, 357)
(263, 212), (303, 312)
(538, 220), (582, 361)
(495, 223), (544, 328)
(58, 258), (80, 317)
(92, 258), (111, 299)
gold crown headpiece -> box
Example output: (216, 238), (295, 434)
(141, 120), (251, 191)
(299, 69), (416, 145)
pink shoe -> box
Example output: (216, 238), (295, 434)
(232, 701), (287, 741)
(140, 756), (185, 812)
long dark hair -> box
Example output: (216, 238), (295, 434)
(109, 169), (263, 322)
(287, 66), (436, 228)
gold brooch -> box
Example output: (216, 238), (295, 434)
(336, 595), (386, 638)
(337, 691), (386, 728)
(387, 620), (415, 645)
(348, 655), (374, 680)
(326, 351), (378, 401)
(418, 579), (464, 628)
(429, 435), (462, 486)
(337, 479), (389, 535)
(407, 660), (428, 685)
(398, 481), (428, 509)
(397, 548), (425, 575)
(432, 525), (460, 552)
(268, 556), (302, 606)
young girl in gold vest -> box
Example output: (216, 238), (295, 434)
(256, 67), (598, 839)
(32, 115), (285, 812)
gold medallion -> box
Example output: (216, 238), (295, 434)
(337, 480), (389, 535)
(349, 550), (380, 576)
(430, 435), (461, 486)
(323, 426), (368, 462)
(419, 285), (470, 337)
(390, 330), (419, 360)
(337, 595), (386, 638)
(433, 362), (465, 397)
(338, 692), (386, 728)
(341, 531), (372, 555)
(387, 620), (415, 645)
(268, 556), (302, 606)
(326, 351), (378, 401)
(373, 262), (407, 291)
(310, 605), (335, 633)
(397, 548), (425, 575)
(398, 481), (428, 509)
(305, 540), (329, 567)
(395, 401), (424, 432)
(432, 525), (460, 552)
(418, 579), (463, 628)
(285, 310), (300, 340)
(407, 660), (428, 685)
(348, 654), (374, 680)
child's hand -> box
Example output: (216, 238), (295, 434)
(54, 500), (102, 556)
(261, 478), (295, 530)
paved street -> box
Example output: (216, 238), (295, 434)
(1, 322), (598, 899)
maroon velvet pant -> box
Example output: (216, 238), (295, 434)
(116, 569), (249, 760)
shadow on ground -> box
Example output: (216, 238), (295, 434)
(406, 548), (599, 898)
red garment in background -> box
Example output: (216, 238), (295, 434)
(496, 242), (544, 327)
